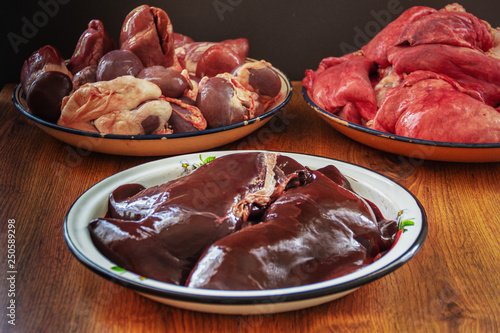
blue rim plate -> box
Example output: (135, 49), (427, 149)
(11, 60), (292, 156)
(302, 86), (500, 163)
(63, 150), (427, 315)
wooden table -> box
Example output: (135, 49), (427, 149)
(1, 82), (499, 332)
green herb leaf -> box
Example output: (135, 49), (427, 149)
(111, 266), (127, 273)
(398, 219), (415, 232)
(193, 155), (216, 169)
(400, 220), (415, 227)
(203, 156), (216, 164)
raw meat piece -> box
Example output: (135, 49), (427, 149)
(58, 75), (162, 132)
(67, 19), (117, 75)
(20, 45), (72, 95)
(175, 38), (249, 77)
(362, 6), (436, 67)
(119, 5), (181, 70)
(232, 60), (283, 112)
(372, 71), (500, 142)
(26, 71), (73, 123)
(195, 43), (245, 78)
(303, 53), (377, 124)
(187, 168), (395, 290)
(196, 73), (257, 128)
(164, 97), (207, 133)
(88, 152), (302, 285)
(137, 66), (192, 98)
(315, 165), (353, 191)
(388, 44), (500, 106)
(173, 32), (194, 48)
(93, 99), (172, 135)
(95, 49), (144, 82)
(233, 61), (281, 98)
(396, 4), (492, 51)
(72, 65), (97, 90)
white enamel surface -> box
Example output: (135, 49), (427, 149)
(64, 150), (426, 314)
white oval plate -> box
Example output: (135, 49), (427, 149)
(12, 60), (292, 156)
(63, 150), (427, 315)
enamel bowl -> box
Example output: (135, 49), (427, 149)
(302, 87), (500, 163)
(63, 150), (427, 315)
(11, 61), (292, 156)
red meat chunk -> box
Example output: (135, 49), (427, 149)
(396, 7), (492, 51)
(362, 6), (436, 67)
(88, 153), (310, 285)
(187, 169), (395, 290)
(372, 71), (500, 142)
(303, 54), (377, 124)
(388, 44), (500, 106)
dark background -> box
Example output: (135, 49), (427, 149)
(1, 0), (499, 87)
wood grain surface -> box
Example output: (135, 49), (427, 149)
(1, 82), (499, 333)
